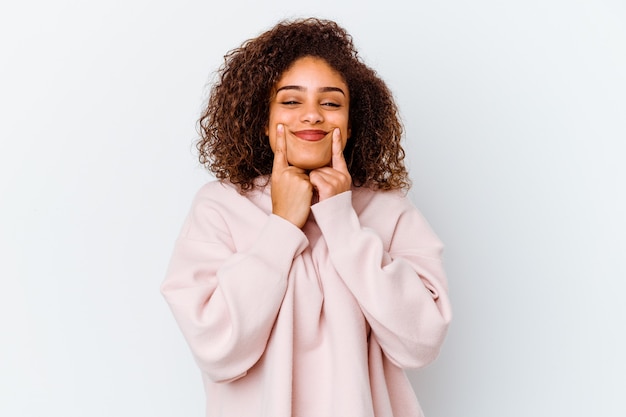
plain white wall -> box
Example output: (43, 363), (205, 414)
(1, 1), (624, 416)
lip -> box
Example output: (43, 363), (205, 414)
(293, 129), (329, 142)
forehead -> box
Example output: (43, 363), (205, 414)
(276, 56), (348, 89)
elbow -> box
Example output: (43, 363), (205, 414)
(188, 333), (265, 384)
(403, 296), (453, 368)
(382, 313), (452, 369)
(201, 361), (249, 384)
(402, 340), (445, 369)
(192, 348), (256, 384)
(386, 336), (448, 370)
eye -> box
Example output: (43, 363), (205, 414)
(321, 102), (341, 108)
(281, 100), (300, 106)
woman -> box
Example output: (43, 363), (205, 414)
(161, 17), (451, 417)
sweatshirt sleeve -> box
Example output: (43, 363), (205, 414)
(311, 190), (452, 369)
(161, 190), (308, 383)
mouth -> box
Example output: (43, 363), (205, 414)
(293, 129), (329, 142)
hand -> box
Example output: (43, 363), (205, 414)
(309, 128), (352, 202)
(270, 124), (314, 228)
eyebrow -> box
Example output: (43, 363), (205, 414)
(276, 85), (346, 96)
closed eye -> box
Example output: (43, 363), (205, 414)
(322, 102), (341, 108)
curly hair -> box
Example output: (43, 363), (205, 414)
(197, 17), (410, 192)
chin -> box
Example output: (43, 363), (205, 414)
(288, 150), (331, 170)
(289, 159), (329, 170)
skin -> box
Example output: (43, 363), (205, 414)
(267, 56), (352, 228)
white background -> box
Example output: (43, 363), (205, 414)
(1, 1), (625, 416)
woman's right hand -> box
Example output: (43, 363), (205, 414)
(270, 124), (313, 228)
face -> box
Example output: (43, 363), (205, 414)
(266, 56), (350, 170)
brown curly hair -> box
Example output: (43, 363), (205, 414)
(197, 17), (410, 192)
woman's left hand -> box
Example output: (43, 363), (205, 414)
(309, 128), (352, 202)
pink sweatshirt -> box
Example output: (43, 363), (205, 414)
(161, 179), (452, 417)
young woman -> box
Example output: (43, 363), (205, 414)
(161, 17), (452, 417)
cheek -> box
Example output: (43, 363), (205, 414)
(339, 109), (350, 138)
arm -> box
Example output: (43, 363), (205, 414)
(311, 191), (452, 369)
(161, 192), (308, 383)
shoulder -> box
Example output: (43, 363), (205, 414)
(190, 180), (263, 209)
(188, 181), (240, 219)
(353, 187), (443, 252)
(193, 177), (270, 203)
(180, 179), (270, 241)
(194, 180), (240, 201)
(351, 186), (414, 215)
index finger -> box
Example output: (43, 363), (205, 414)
(272, 124), (289, 171)
(330, 128), (348, 172)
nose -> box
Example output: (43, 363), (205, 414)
(301, 102), (323, 124)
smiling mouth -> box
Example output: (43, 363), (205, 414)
(293, 129), (329, 141)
